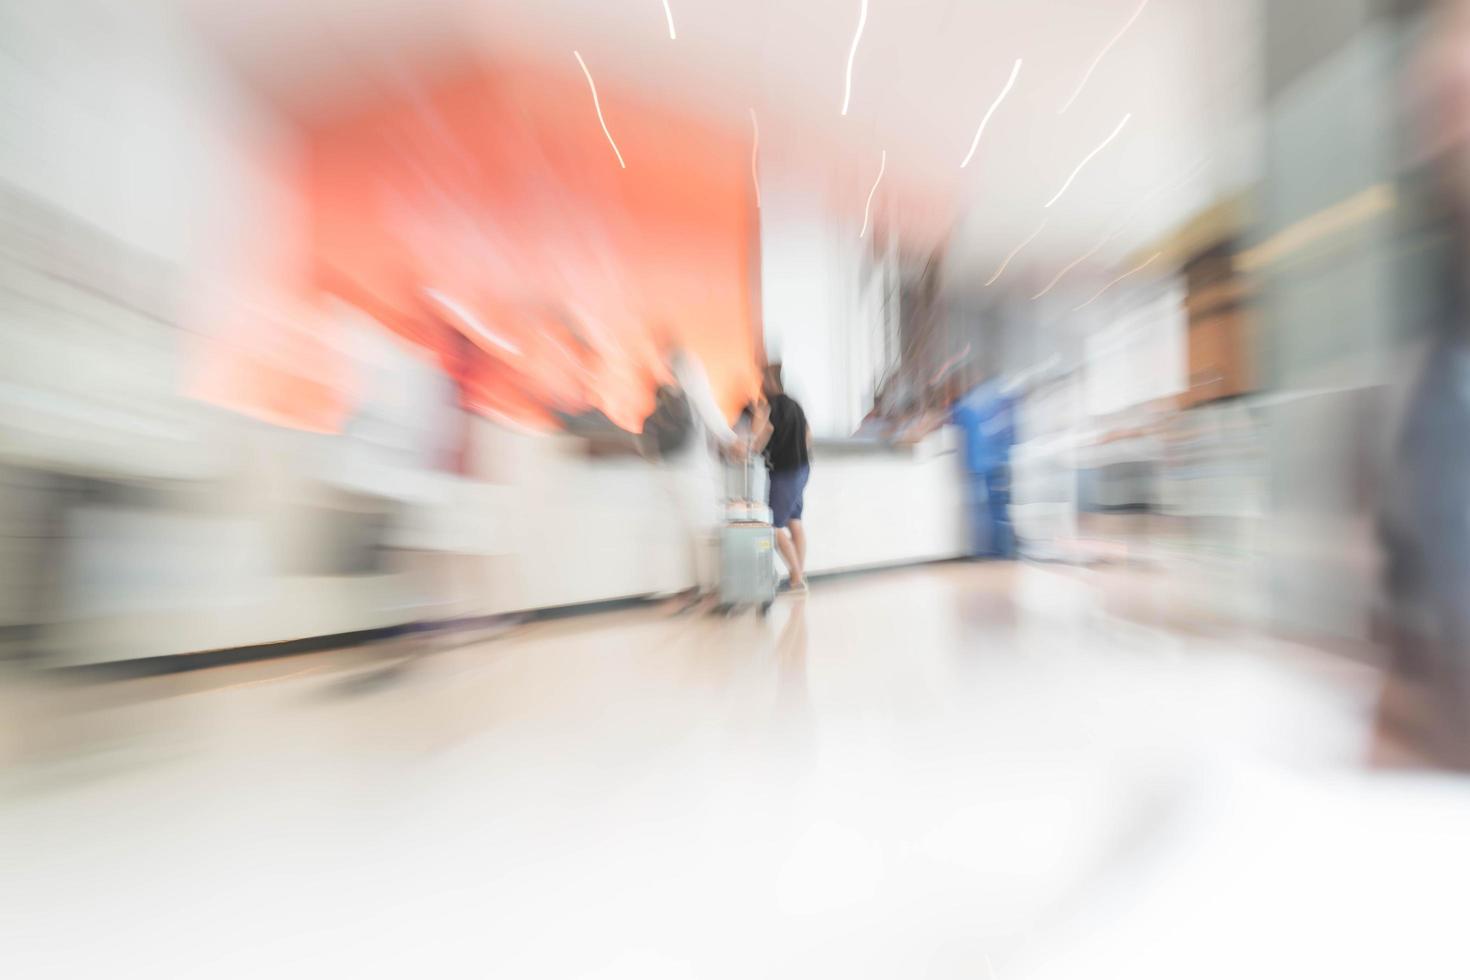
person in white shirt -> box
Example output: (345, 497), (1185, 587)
(658, 343), (745, 610)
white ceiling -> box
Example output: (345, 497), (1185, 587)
(179, 0), (1263, 285)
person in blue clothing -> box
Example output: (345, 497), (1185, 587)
(950, 377), (1017, 560)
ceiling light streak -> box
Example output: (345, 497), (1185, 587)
(749, 109), (762, 209)
(1032, 190), (1155, 299)
(986, 217), (1046, 286)
(1033, 158), (1201, 300)
(1045, 113), (1130, 208)
(573, 51), (626, 169)
(860, 149), (886, 239)
(1033, 228), (1118, 299)
(1073, 252), (1162, 311)
(661, 0), (677, 39)
(1059, 0), (1149, 114)
(960, 59), (1023, 169)
(842, 0), (869, 116)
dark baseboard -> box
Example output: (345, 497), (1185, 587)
(51, 596), (663, 681)
(523, 594), (660, 622)
(48, 558), (991, 680)
(54, 625), (405, 681)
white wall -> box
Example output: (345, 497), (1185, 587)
(0, 0), (302, 281)
(758, 176), (887, 437)
(0, 0), (303, 470)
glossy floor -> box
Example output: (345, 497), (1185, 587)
(3, 562), (1468, 979)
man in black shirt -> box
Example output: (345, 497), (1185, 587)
(760, 364), (811, 592)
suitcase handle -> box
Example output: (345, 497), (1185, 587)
(744, 437), (753, 501)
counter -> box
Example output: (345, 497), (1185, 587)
(18, 421), (969, 664)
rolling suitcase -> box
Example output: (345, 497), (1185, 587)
(717, 452), (777, 615)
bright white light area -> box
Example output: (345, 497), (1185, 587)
(661, 0), (677, 40)
(776, 820), (884, 914)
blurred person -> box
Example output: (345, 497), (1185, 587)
(666, 342), (743, 461)
(1379, 0), (1470, 765)
(645, 340), (744, 610)
(643, 383), (695, 458)
(760, 364), (811, 592)
(952, 376), (1017, 560)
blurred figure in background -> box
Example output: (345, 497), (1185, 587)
(952, 374), (1017, 560)
(1380, 0), (1470, 765)
(646, 340), (744, 610)
(666, 342), (741, 460)
(761, 363), (811, 592)
(644, 383), (695, 458)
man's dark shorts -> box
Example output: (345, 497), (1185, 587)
(768, 465), (810, 529)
